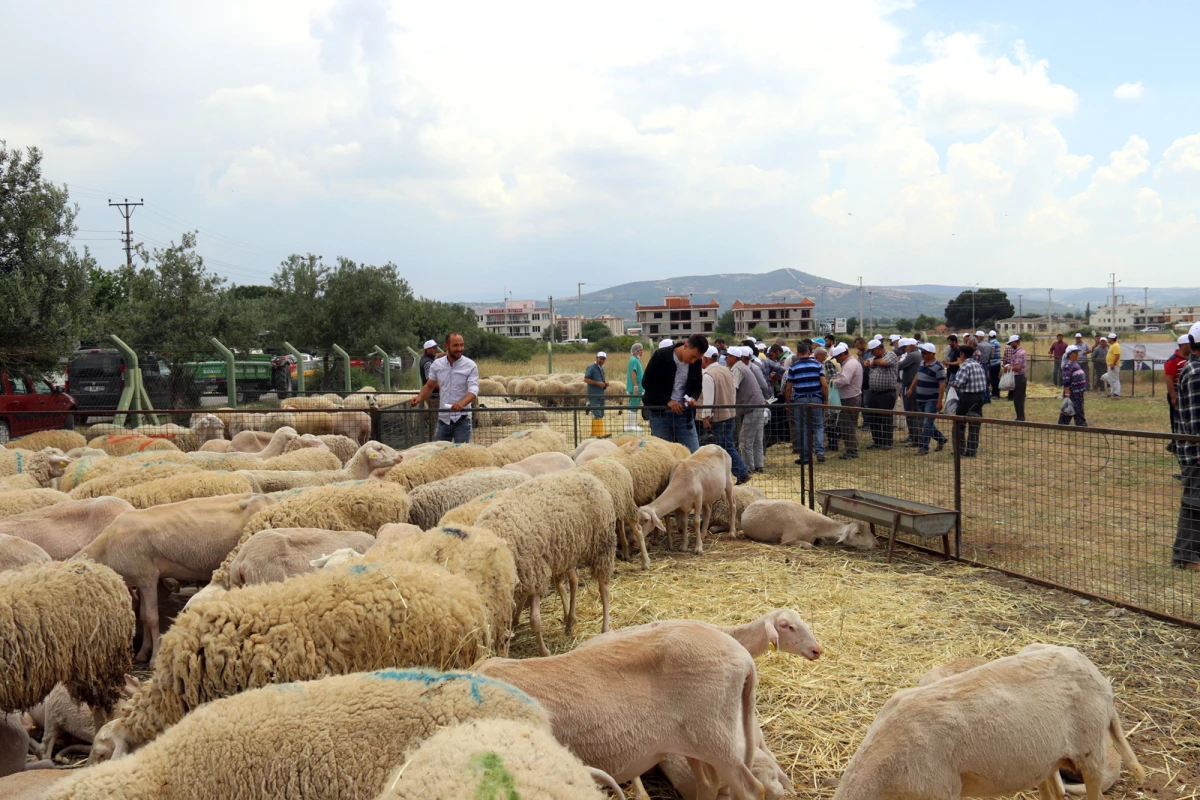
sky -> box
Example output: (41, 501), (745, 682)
(3, 0), (1198, 301)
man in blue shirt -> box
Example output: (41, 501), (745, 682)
(785, 342), (827, 464)
(584, 352), (609, 439)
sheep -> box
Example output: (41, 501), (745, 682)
(242, 480), (411, 537)
(80, 493), (276, 663)
(914, 657), (1124, 798)
(0, 488), (70, 520)
(89, 561), (495, 762)
(573, 437), (618, 464)
(64, 446), (108, 460)
(231, 441), (397, 494)
(478, 620), (764, 799)
(438, 489), (508, 527)
(477, 377), (507, 397)
(330, 410), (370, 443)
(302, 433), (360, 464)
(59, 451), (187, 493)
(536, 379), (567, 407)
(379, 718), (615, 800)
(476, 470), (616, 656)
(636, 444), (733, 555)
(189, 414), (226, 449)
(707, 485), (766, 534)
(576, 457), (646, 569)
(501, 451), (576, 477)
(280, 396), (339, 410)
(740, 499), (879, 550)
(27, 677), (140, 762)
(399, 440), (455, 459)
(602, 438), (677, 505)
(198, 428), (269, 452)
(367, 523), (519, 651)
(384, 444), (496, 491)
(192, 426), (306, 459)
(0, 533), (51, 571)
(113, 471), (256, 509)
(487, 426), (570, 467)
(67, 670), (548, 799)
(563, 381), (588, 407)
(405, 469), (529, 530)
(0, 561), (134, 721)
(0, 449), (73, 489)
(833, 644), (1145, 800)
(128, 423), (205, 452)
(184, 445), (341, 473)
(510, 378), (539, 400)
(86, 434), (180, 457)
(225, 528), (375, 588)
(68, 461), (202, 500)
(9, 430), (86, 453)
(0, 497), (135, 560)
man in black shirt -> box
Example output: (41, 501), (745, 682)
(419, 339), (442, 441)
(642, 334), (708, 452)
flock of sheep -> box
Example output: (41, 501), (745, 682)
(0, 389), (1150, 800)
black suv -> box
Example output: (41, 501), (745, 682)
(66, 349), (171, 419)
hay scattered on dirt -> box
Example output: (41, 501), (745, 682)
(507, 538), (1200, 800)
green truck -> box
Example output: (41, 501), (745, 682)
(185, 354), (277, 403)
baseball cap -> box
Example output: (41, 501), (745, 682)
(830, 343), (849, 357)
(974, 330), (985, 337)
(868, 338), (884, 350)
(1178, 334), (1191, 345)
(704, 346), (718, 359)
(918, 342), (936, 353)
(1074, 332), (1083, 338)
(658, 339), (674, 349)
(1065, 345), (1079, 355)
(1189, 322), (1200, 341)
(756, 343), (766, 351)
(889, 334), (901, 342)
(1107, 333), (1118, 340)
(422, 339), (438, 350)
(596, 351), (607, 359)
(1008, 334), (1021, 343)
(747, 336), (757, 343)
(988, 330), (997, 336)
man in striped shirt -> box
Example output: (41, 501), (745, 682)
(864, 338), (899, 449)
(786, 341), (827, 464)
(907, 342), (947, 455)
(954, 344), (988, 457)
(1173, 321), (1200, 572)
(1002, 334), (1028, 421)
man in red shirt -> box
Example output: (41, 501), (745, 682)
(1166, 334), (1191, 443)
(1048, 333), (1068, 386)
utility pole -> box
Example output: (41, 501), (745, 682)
(1110, 272), (1118, 332)
(577, 282), (585, 332)
(1048, 288), (1053, 333)
(1018, 294), (1023, 323)
(109, 197), (143, 303)
(858, 277), (864, 337)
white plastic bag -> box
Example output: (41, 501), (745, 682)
(1060, 397), (1075, 416)
(999, 370), (1016, 391)
(943, 386), (959, 416)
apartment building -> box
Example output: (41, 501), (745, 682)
(475, 299), (554, 339)
(634, 296), (719, 341)
(994, 315), (1076, 335)
(555, 315), (626, 340)
(1089, 303), (1170, 331)
(731, 299), (815, 340)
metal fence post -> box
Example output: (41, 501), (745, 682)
(952, 415), (962, 558)
(283, 342), (305, 395)
(805, 403), (815, 509)
(572, 406), (580, 449)
(331, 344), (352, 394)
(210, 337), (238, 408)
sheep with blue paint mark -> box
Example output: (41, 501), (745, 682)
(0, 448), (73, 490)
(54, 670), (549, 800)
(405, 468), (529, 530)
(90, 553), (491, 762)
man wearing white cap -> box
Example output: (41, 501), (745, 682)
(1105, 333), (1122, 397)
(1002, 334), (1028, 421)
(829, 343), (862, 458)
(908, 342), (947, 455)
(410, 332), (479, 443)
(1057, 344), (1088, 426)
(658, 338), (674, 349)
(418, 338), (443, 441)
(730, 346), (770, 473)
(863, 337), (899, 449)
(1171, 321), (1200, 572)
(897, 338), (921, 446)
(974, 331), (993, 401)
(699, 346), (751, 483)
(1072, 333), (1091, 388)
(1166, 334), (1191, 439)
(987, 330), (1002, 397)
(584, 351), (610, 438)
(785, 341), (827, 463)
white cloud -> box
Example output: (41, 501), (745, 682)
(1113, 81), (1144, 101)
(1161, 133), (1200, 174)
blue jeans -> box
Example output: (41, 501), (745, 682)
(791, 395), (825, 461)
(435, 417), (473, 443)
(648, 408), (700, 453)
(709, 417), (750, 480)
(916, 399), (947, 452)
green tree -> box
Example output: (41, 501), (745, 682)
(846, 317), (859, 336)
(944, 289), (1014, 329)
(0, 143), (96, 375)
(715, 309), (735, 336)
(895, 317), (914, 333)
(747, 324), (769, 342)
(914, 313), (941, 331)
(581, 320), (610, 341)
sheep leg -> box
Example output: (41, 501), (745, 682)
(694, 503), (708, 555)
(554, 576), (569, 617)
(1039, 777), (1065, 800)
(711, 758), (764, 800)
(675, 509), (689, 553)
(597, 570), (611, 633)
(631, 517), (650, 569)
(563, 568), (579, 636)
(530, 594), (550, 657)
(133, 579), (160, 664)
(616, 520), (631, 562)
(688, 758), (720, 800)
(630, 775), (652, 800)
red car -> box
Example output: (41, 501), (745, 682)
(0, 372), (77, 446)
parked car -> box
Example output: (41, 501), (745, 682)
(1141, 326), (1161, 333)
(66, 348), (170, 420)
(0, 372), (77, 445)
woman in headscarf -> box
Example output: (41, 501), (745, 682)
(625, 341), (645, 432)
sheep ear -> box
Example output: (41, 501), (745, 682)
(765, 619), (779, 651)
(651, 510), (666, 532)
(836, 528), (849, 544)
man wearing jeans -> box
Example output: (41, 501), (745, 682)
(830, 343), (861, 459)
(953, 344), (988, 457)
(1172, 321), (1200, 573)
(731, 346), (769, 473)
(785, 341), (827, 464)
(863, 338), (899, 449)
(642, 333), (707, 452)
(699, 346), (751, 484)
(418, 339), (442, 441)
(908, 342), (947, 455)
(410, 332), (478, 443)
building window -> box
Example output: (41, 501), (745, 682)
(768, 310), (777, 320)
(769, 322), (777, 329)
(532, 326), (540, 333)
(654, 312), (663, 319)
(698, 311), (708, 318)
(670, 323), (679, 331)
(752, 311), (761, 320)
(649, 324), (659, 334)
(703, 322), (713, 332)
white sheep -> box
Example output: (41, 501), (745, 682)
(0, 488), (71, 521)
(601, 438), (678, 506)
(572, 437), (618, 464)
(475, 470), (616, 656)
(0, 533), (51, 572)
(833, 644), (1145, 800)
(486, 426), (570, 466)
(227, 528), (375, 587)
(8, 430), (86, 453)
(68, 461), (203, 500)
(0, 449), (73, 490)
(740, 499), (879, 550)
(378, 718), (616, 799)
(576, 457), (647, 569)
(79, 493), (276, 663)
(636, 444), (733, 555)
(90, 560), (495, 762)
(26, 677), (140, 762)
(86, 434), (180, 457)
(58, 451), (187, 493)
(707, 485), (765, 534)
(405, 469), (529, 530)
(383, 444), (497, 491)
(237, 440), (399, 493)
(0, 496), (134, 560)
(478, 620), (764, 799)
(500, 451), (576, 477)
(60, 670), (549, 799)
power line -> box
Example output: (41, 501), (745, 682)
(108, 198), (143, 269)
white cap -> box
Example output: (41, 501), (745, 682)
(1189, 322), (1200, 341)
(1065, 345), (1079, 355)
(889, 334), (901, 342)
(830, 343), (849, 357)
(1074, 332), (1083, 338)
(918, 342), (937, 353)
(1008, 334), (1021, 344)
(975, 330), (986, 337)
(756, 343), (766, 351)
(423, 340), (438, 350)
(782, 346), (792, 355)
(596, 352), (607, 359)
(988, 330), (997, 336)
(704, 346), (719, 359)
(1107, 333), (1117, 340)
(901, 337), (918, 347)
(747, 336), (757, 343)
(658, 339), (674, 349)
(1178, 334), (1191, 345)
(868, 338), (883, 350)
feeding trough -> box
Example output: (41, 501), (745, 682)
(816, 489), (960, 563)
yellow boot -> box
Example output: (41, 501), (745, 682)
(591, 417), (606, 439)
